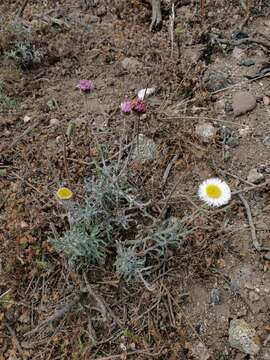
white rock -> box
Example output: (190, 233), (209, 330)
(23, 115), (31, 123)
(229, 319), (260, 355)
(247, 168), (264, 184)
(195, 123), (216, 142)
(137, 87), (156, 100)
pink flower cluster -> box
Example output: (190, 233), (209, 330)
(78, 79), (94, 92)
(120, 99), (148, 114)
(76, 80), (148, 115)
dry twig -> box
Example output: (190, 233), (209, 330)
(94, 347), (164, 360)
(238, 194), (261, 251)
(24, 296), (79, 338)
(83, 273), (122, 326)
(17, 0), (30, 17)
(161, 150), (180, 188)
(232, 181), (270, 196)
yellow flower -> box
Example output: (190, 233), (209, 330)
(56, 187), (73, 200)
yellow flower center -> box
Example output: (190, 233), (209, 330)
(206, 184), (222, 199)
(57, 187), (73, 200)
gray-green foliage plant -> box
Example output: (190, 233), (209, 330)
(52, 224), (106, 267)
(51, 162), (138, 268)
(7, 43), (41, 69)
(3, 19), (41, 68)
(51, 161), (186, 279)
(115, 245), (145, 281)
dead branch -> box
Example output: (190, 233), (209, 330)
(161, 150), (180, 188)
(6, 323), (27, 360)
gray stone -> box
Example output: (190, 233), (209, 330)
(247, 168), (264, 184)
(264, 252), (270, 261)
(227, 136), (240, 147)
(203, 66), (232, 92)
(238, 58), (256, 67)
(232, 92), (257, 117)
(195, 123), (216, 142)
(132, 134), (157, 161)
(263, 135), (270, 146)
(121, 57), (142, 73)
(228, 319), (260, 355)
(230, 265), (252, 292)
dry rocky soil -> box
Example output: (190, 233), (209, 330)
(0, 0), (270, 359)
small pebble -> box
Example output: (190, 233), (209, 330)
(121, 57), (142, 73)
(239, 126), (251, 137)
(249, 290), (260, 302)
(195, 123), (217, 143)
(263, 95), (270, 106)
(263, 135), (270, 146)
(50, 118), (60, 126)
(210, 288), (222, 305)
(247, 168), (264, 184)
(264, 252), (270, 261)
(232, 47), (246, 60)
(227, 136), (240, 147)
(238, 58), (255, 67)
(23, 115), (31, 123)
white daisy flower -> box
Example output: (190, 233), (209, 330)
(198, 178), (231, 207)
